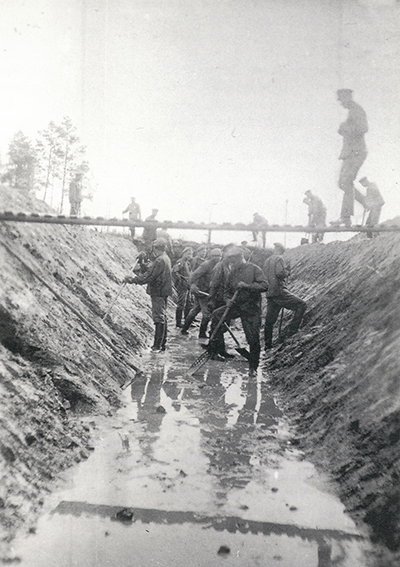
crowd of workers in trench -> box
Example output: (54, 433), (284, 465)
(123, 235), (301, 378)
(116, 88), (388, 377)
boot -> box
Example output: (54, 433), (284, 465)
(151, 323), (164, 351)
(175, 308), (183, 328)
(181, 311), (196, 335)
(198, 319), (208, 339)
(264, 323), (273, 350)
(160, 323), (167, 351)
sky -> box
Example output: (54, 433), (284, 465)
(0, 0), (399, 247)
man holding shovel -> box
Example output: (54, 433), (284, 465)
(208, 246), (268, 377)
(124, 238), (172, 352)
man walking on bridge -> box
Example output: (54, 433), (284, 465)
(331, 89), (368, 228)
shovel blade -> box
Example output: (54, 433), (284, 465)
(187, 350), (211, 376)
(235, 347), (251, 361)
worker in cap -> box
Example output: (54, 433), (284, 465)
(191, 244), (208, 271)
(172, 246), (193, 328)
(142, 208), (159, 251)
(208, 244), (268, 377)
(331, 88), (368, 228)
(303, 191), (326, 244)
(180, 248), (222, 338)
(124, 235), (172, 352)
(263, 243), (306, 350)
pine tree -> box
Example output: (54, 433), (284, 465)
(1, 131), (36, 191)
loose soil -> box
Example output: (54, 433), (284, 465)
(0, 186), (399, 566)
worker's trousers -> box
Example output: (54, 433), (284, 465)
(338, 151), (367, 219)
(264, 291), (306, 348)
(210, 305), (261, 371)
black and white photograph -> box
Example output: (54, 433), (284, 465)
(0, 1), (400, 565)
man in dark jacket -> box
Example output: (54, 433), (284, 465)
(180, 247), (222, 338)
(124, 238), (172, 352)
(263, 243), (306, 350)
(172, 246), (193, 328)
(208, 246), (268, 377)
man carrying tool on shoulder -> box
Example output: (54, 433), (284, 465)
(263, 243), (306, 350)
(208, 246), (268, 377)
(124, 238), (172, 352)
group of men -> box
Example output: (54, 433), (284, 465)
(331, 88), (385, 232)
(124, 239), (306, 378)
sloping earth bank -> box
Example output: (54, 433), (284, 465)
(0, 186), (400, 566)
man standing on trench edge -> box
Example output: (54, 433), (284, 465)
(331, 89), (368, 228)
(124, 238), (172, 352)
(208, 246), (268, 377)
(263, 243), (307, 350)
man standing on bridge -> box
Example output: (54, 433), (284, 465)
(358, 176), (385, 238)
(303, 190), (326, 243)
(263, 243), (306, 350)
(124, 238), (172, 352)
(331, 89), (368, 228)
(122, 197), (141, 241)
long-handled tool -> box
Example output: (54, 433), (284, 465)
(223, 323), (250, 360)
(278, 308), (284, 340)
(187, 290), (239, 376)
(103, 258), (139, 320)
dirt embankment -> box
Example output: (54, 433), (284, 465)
(0, 187), (155, 550)
(264, 235), (400, 561)
(1, 186), (400, 565)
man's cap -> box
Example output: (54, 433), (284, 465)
(359, 176), (368, 183)
(152, 208), (159, 212)
(182, 246), (193, 255)
(337, 88), (353, 97)
(225, 246), (244, 258)
(273, 242), (285, 254)
(304, 190), (312, 196)
(210, 248), (222, 257)
(153, 237), (167, 249)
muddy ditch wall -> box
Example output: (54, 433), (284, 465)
(264, 234), (400, 556)
(0, 187), (162, 551)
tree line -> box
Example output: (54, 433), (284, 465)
(1, 117), (91, 213)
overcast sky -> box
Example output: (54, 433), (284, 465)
(1, 0), (399, 245)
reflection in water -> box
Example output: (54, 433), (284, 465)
(12, 336), (369, 567)
(53, 500), (363, 545)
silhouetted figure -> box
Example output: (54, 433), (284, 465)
(122, 197), (141, 240)
(359, 176), (385, 238)
(331, 89), (368, 228)
(303, 190), (326, 243)
(251, 213), (268, 247)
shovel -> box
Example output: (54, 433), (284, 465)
(223, 323), (250, 360)
(103, 258), (139, 320)
(187, 290), (239, 376)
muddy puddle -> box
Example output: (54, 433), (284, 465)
(10, 328), (372, 566)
